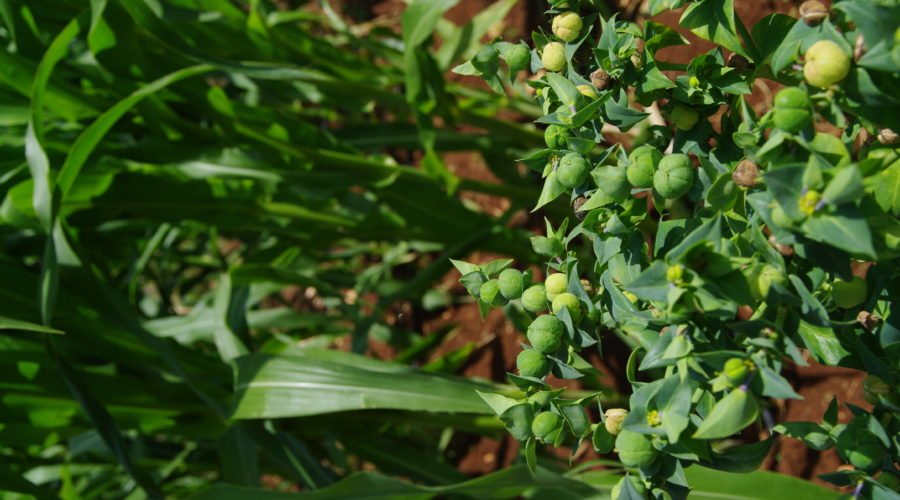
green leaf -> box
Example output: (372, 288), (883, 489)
(533, 170), (567, 212)
(873, 161), (900, 215)
(682, 467), (844, 499)
(772, 421), (833, 450)
(0, 315), (64, 335)
(648, 0), (689, 17)
(751, 14), (797, 65)
(693, 388), (759, 439)
(546, 72), (580, 108)
(231, 352), (494, 419)
(679, 0), (746, 57)
(802, 206), (876, 258)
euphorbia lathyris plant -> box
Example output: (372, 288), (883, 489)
(453, 0), (900, 498)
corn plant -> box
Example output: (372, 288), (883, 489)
(456, 0), (900, 498)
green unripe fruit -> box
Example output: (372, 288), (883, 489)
(615, 430), (658, 468)
(804, 40), (850, 88)
(527, 314), (564, 353)
(666, 264), (684, 284)
(592, 165), (630, 201)
(750, 264), (786, 301)
(479, 279), (504, 307)
(774, 87), (810, 109)
(516, 349), (550, 378)
(627, 146), (661, 188)
(653, 154), (694, 199)
(542, 42), (566, 72)
(531, 411), (562, 440)
(558, 153), (590, 188)
(552, 292), (582, 322)
(544, 125), (569, 150)
(611, 476), (647, 500)
(552, 12), (582, 42)
(504, 44), (530, 71)
(723, 357), (752, 385)
(522, 284), (548, 313)
(604, 408), (628, 436)
(832, 276), (866, 308)
(498, 268), (525, 300)
(671, 104), (699, 131)
(545, 273), (568, 301)
(773, 109), (812, 133)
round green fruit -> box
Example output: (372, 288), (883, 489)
(723, 357), (752, 385)
(542, 42), (566, 72)
(773, 108), (812, 133)
(551, 12), (583, 42)
(671, 104), (699, 131)
(604, 408), (628, 436)
(552, 292), (582, 322)
(804, 40), (850, 88)
(545, 273), (568, 301)
(627, 146), (661, 188)
(479, 279), (504, 307)
(532, 411), (562, 440)
(544, 124), (569, 150)
(558, 153), (590, 188)
(498, 268), (524, 300)
(615, 430), (657, 468)
(522, 284), (548, 313)
(832, 276), (866, 308)
(516, 349), (549, 378)
(774, 87), (810, 110)
(527, 314), (564, 353)
(653, 154), (694, 199)
(504, 44), (530, 71)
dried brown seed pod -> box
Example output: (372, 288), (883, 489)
(768, 234), (794, 257)
(732, 159), (760, 187)
(590, 69), (616, 91)
(854, 34), (866, 62)
(799, 0), (829, 26)
(857, 311), (881, 331)
(726, 53), (754, 71)
(878, 128), (899, 144)
(573, 196), (589, 219)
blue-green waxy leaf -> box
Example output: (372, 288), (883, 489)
(773, 421), (833, 450)
(693, 388), (759, 439)
(801, 206), (876, 258)
(759, 365), (802, 400)
(623, 261), (669, 303)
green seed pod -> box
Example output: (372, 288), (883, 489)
(522, 284), (548, 313)
(532, 411), (562, 440)
(542, 42), (566, 72)
(551, 12), (583, 42)
(558, 153), (590, 188)
(544, 124), (569, 150)
(504, 44), (530, 72)
(592, 165), (630, 201)
(552, 292), (582, 322)
(804, 40), (850, 88)
(723, 357), (752, 385)
(611, 475), (647, 500)
(750, 264), (786, 301)
(833, 276), (867, 308)
(527, 314), (565, 353)
(615, 430), (658, 468)
(604, 408), (628, 436)
(671, 104), (699, 131)
(545, 273), (568, 301)
(653, 154), (694, 199)
(517, 349), (550, 378)
(498, 268), (525, 300)
(774, 87), (810, 110)
(480, 279), (504, 307)
(773, 108), (812, 133)
(627, 146), (661, 188)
